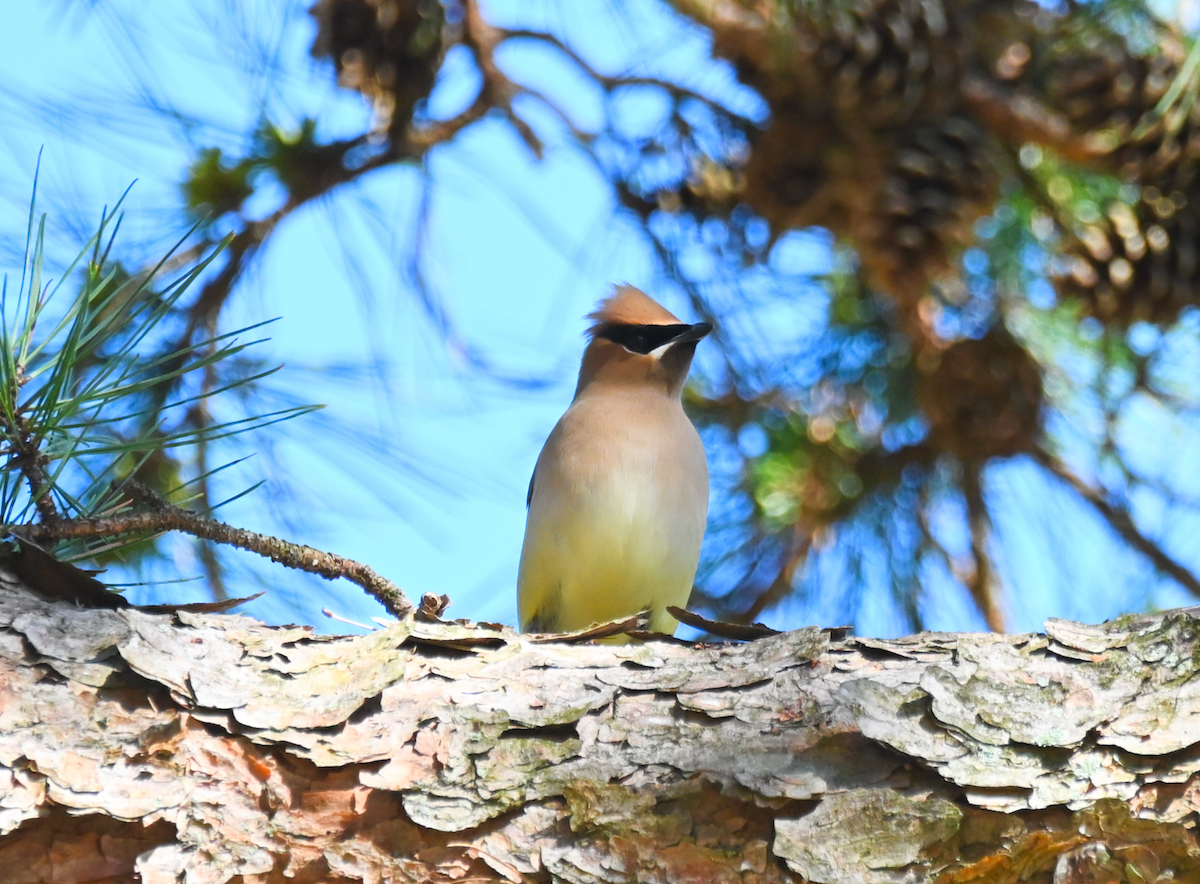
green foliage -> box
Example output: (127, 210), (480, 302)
(182, 148), (256, 219)
(255, 118), (344, 202)
(0, 174), (319, 565)
(180, 119), (351, 224)
(745, 268), (917, 532)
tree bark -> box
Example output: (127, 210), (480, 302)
(0, 562), (1198, 884)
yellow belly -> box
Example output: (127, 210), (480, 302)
(517, 449), (705, 637)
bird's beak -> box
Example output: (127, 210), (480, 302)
(670, 322), (713, 345)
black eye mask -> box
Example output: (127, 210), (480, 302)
(597, 323), (699, 354)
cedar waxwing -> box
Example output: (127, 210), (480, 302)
(518, 285), (711, 638)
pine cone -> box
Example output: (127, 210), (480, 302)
(1055, 191), (1200, 325)
(918, 326), (1043, 462)
(729, 0), (971, 128)
(1036, 24), (1198, 184)
(814, 0), (961, 126)
(1028, 24), (1200, 325)
(309, 0), (444, 133)
(739, 110), (847, 234)
(1044, 40), (1174, 136)
(859, 113), (999, 307)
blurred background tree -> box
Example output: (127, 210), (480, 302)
(4, 0), (1200, 635)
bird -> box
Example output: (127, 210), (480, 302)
(518, 285), (711, 639)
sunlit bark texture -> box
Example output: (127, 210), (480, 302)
(1, 562), (1199, 884)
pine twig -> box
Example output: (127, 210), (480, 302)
(9, 408), (60, 526)
(13, 484), (411, 617)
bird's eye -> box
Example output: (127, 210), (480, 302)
(629, 334), (646, 351)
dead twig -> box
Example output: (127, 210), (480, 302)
(668, 605), (780, 640)
(460, 0), (543, 158)
(13, 483), (411, 617)
(499, 27), (755, 124)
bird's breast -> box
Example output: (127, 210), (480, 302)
(544, 397), (707, 531)
(517, 394), (708, 634)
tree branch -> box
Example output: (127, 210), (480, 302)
(2, 571), (1200, 881)
(500, 27), (756, 124)
(1035, 448), (1200, 599)
(8, 409), (60, 527)
(12, 486), (411, 617)
(961, 465), (1007, 632)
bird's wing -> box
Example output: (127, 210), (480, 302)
(526, 468), (535, 508)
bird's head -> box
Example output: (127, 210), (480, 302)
(576, 285), (713, 399)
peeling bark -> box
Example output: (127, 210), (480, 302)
(0, 566), (1199, 883)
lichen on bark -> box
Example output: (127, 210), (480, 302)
(1, 563), (1199, 883)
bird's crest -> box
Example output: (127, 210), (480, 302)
(587, 285), (682, 331)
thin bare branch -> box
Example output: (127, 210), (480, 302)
(8, 407), (61, 526)
(14, 483), (412, 617)
(737, 525), (809, 624)
(1035, 448), (1200, 600)
(499, 27), (755, 123)
(961, 465), (1007, 632)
